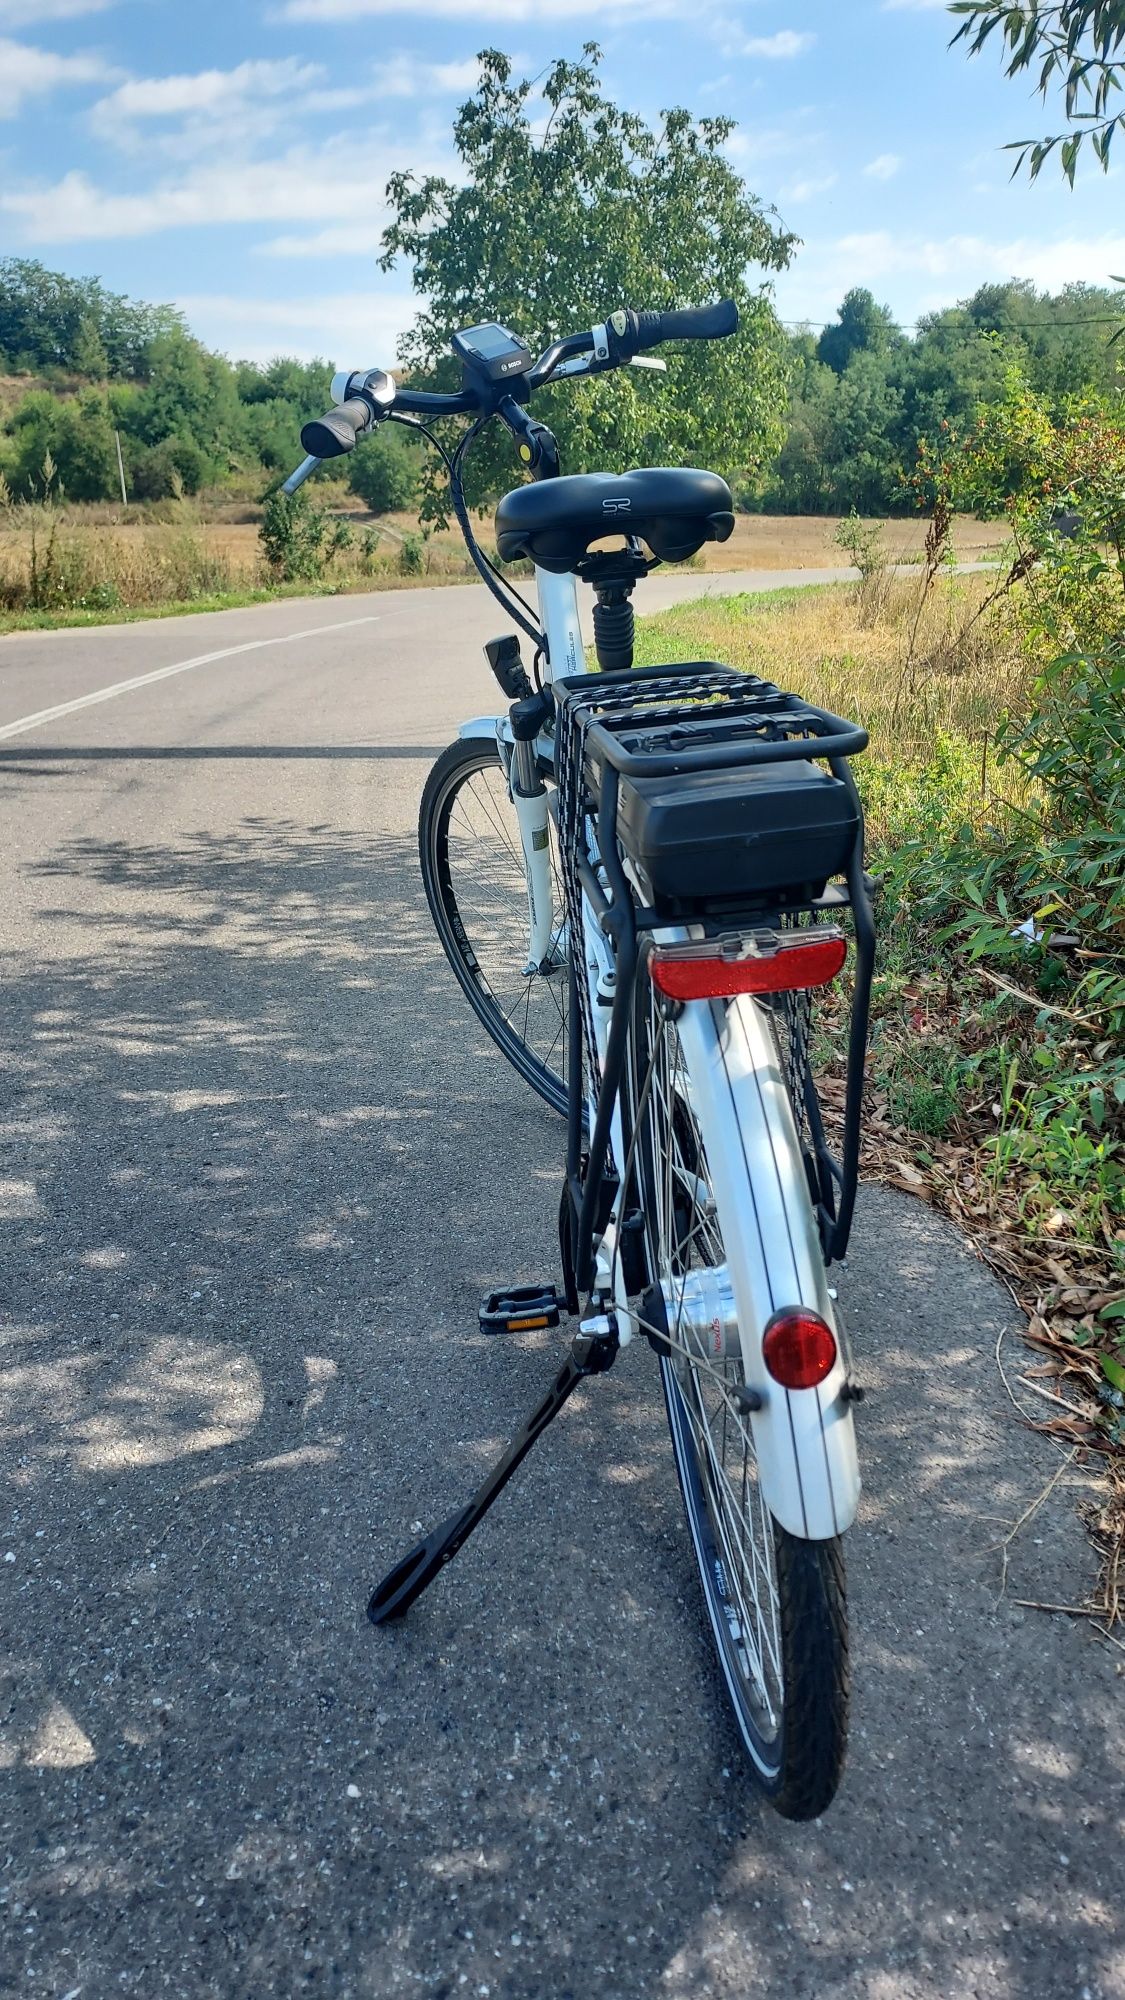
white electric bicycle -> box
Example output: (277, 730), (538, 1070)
(284, 301), (875, 1819)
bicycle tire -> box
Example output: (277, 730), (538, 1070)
(419, 737), (569, 1116)
(629, 972), (849, 1818)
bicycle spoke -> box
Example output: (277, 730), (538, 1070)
(429, 747), (569, 1107)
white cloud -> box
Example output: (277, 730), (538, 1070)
(0, 0), (110, 21)
(740, 31), (815, 58)
(258, 225), (385, 257)
(863, 152), (901, 181)
(782, 171), (838, 203)
(93, 57), (322, 125)
(363, 53), (481, 94)
(724, 118), (821, 166)
(175, 289), (417, 366)
(0, 35), (113, 117)
(279, 0), (679, 17)
(87, 51), (481, 158)
(774, 227), (1125, 327)
(1, 128), (452, 240)
(838, 229), (1125, 291)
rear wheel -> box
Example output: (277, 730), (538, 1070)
(629, 971), (849, 1818)
(419, 737), (569, 1116)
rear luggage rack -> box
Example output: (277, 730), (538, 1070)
(552, 661), (876, 1265)
(567, 660), (869, 779)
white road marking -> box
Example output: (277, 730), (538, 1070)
(0, 614), (381, 744)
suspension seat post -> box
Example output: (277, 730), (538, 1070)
(592, 582), (635, 672)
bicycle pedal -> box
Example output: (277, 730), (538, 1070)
(479, 1285), (562, 1335)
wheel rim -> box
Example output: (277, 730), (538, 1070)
(429, 746), (569, 1109)
(633, 981), (785, 1760)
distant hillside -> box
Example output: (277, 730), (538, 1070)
(2, 257), (1122, 514)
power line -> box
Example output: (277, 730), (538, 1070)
(778, 313), (1125, 335)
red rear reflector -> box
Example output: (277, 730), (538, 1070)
(762, 1309), (838, 1390)
(650, 930), (847, 1001)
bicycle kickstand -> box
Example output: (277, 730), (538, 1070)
(367, 1317), (618, 1626)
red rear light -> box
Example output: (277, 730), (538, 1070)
(762, 1308), (838, 1389)
(649, 928), (847, 1002)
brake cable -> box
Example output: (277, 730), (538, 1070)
(448, 414), (546, 649)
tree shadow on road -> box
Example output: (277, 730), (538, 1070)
(0, 810), (1121, 2000)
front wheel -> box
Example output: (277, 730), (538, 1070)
(630, 973), (850, 1817)
(419, 737), (569, 1116)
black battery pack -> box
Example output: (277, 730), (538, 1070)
(616, 757), (860, 913)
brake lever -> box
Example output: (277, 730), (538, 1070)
(629, 356), (668, 372)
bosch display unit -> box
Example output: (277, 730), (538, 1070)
(451, 322), (533, 385)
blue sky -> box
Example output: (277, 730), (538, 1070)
(2, 0), (1123, 366)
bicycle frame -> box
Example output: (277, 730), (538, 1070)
(456, 563), (581, 964)
(458, 567), (862, 1543)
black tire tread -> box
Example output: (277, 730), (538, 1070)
(768, 1525), (849, 1820)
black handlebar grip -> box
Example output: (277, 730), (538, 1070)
(300, 397), (373, 459)
(633, 299), (739, 351)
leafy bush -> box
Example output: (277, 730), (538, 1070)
(131, 435), (209, 500)
(347, 425), (421, 514)
(258, 489), (331, 582)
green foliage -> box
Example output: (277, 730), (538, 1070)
(258, 489), (332, 582)
(131, 436), (209, 500)
(881, 1033), (964, 1137)
(6, 389), (120, 502)
(757, 278), (1124, 514)
(380, 46), (794, 516)
(398, 533), (425, 575)
(950, 1), (1125, 181)
(884, 379), (1125, 1058)
(833, 509), (888, 582)
(347, 423), (422, 514)
(0, 257), (184, 377)
(817, 289), (903, 375)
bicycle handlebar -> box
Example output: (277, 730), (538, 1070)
(631, 298), (739, 350)
(286, 298), (738, 489)
(300, 396), (375, 459)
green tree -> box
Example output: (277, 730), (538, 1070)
(132, 330), (241, 479)
(131, 436), (210, 500)
(756, 344), (839, 511)
(822, 350), (905, 512)
(380, 46), (795, 513)
(7, 388), (119, 500)
(347, 425), (422, 514)
(950, 1), (1125, 180)
(0, 257), (184, 378)
(71, 316), (109, 381)
(817, 288), (901, 375)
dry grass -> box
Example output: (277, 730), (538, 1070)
(0, 503), (481, 621)
(633, 569), (1026, 770)
(0, 503), (1013, 617)
(694, 510), (1011, 572)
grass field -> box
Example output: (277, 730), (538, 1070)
(46, 506), (1009, 568)
(0, 502), (1012, 633)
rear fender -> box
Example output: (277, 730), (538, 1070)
(674, 994), (861, 1540)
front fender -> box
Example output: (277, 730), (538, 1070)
(458, 715), (508, 743)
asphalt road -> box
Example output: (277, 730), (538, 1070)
(1, 578), (1122, 2000)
